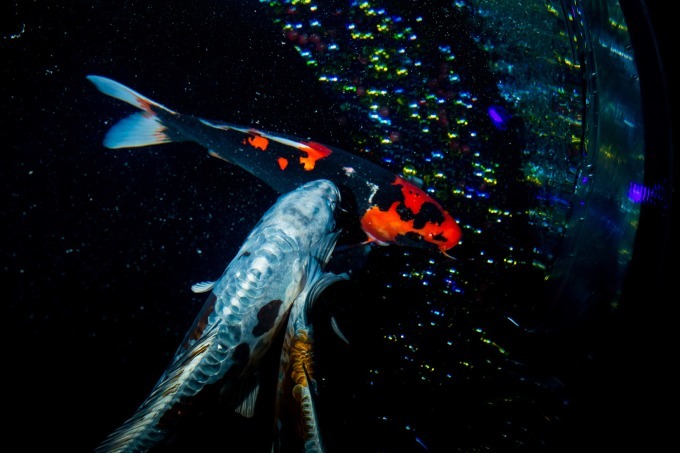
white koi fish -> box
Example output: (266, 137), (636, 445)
(96, 179), (348, 452)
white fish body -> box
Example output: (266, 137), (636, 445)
(96, 179), (347, 452)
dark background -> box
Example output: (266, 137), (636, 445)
(2, 0), (673, 451)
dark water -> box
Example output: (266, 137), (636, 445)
(2, 0), (673, 451)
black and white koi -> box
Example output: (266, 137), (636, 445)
(95, 179), (348, 452)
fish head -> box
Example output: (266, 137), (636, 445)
(292, 178), (341, 223)
(266, 179), (342, 254)
(360, 176), (462, 254)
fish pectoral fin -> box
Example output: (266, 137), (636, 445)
(333, 241), (374, 254)
(311, 230), (343, 267)
(330, 316), (350, 345)
(234, 380), (260, 418)
(207, 149), (233, 164)
(191, 280), (216, 293)
(326, 242), (373, 276)
(303, 268), (349, 313)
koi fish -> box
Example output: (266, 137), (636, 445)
(96, 179), (348, 452)
(273, 280), (326, 452)
(86, 75), (462, 255)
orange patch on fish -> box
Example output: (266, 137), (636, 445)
(299, 141), (332, 171)
(395, 176), (427, 212)
(277, 157), (289, 170)
(360, 202), (409, 246)
(244, 134), (269, 151)
(360, 176), (462, 252)
(290, 331), (313, 387)
(136, 98), (154, 113)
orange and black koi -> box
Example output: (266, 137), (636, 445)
(87, 75), (462, 255)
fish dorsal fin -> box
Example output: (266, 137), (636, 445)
(234, 382), (260, 418)
(191, 281), (216, 293)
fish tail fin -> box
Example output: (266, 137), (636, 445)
(87, 75), (178, 149)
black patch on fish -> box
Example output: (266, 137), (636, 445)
(396, 231), (425, 247)
(431, 231), (448, 243)
(373, 182), (404, 210)
(396, 202), (416, 222)
(222, 342), (251, 382)
(158, 399), (192, 434)
(396, 232), (442, 251)
(372, 183), (446, 228)
(413, 201), (445, 229)
(233, 342), (250, 364)
(252, 299), (283, 337)
(373, 183), (443, 227)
